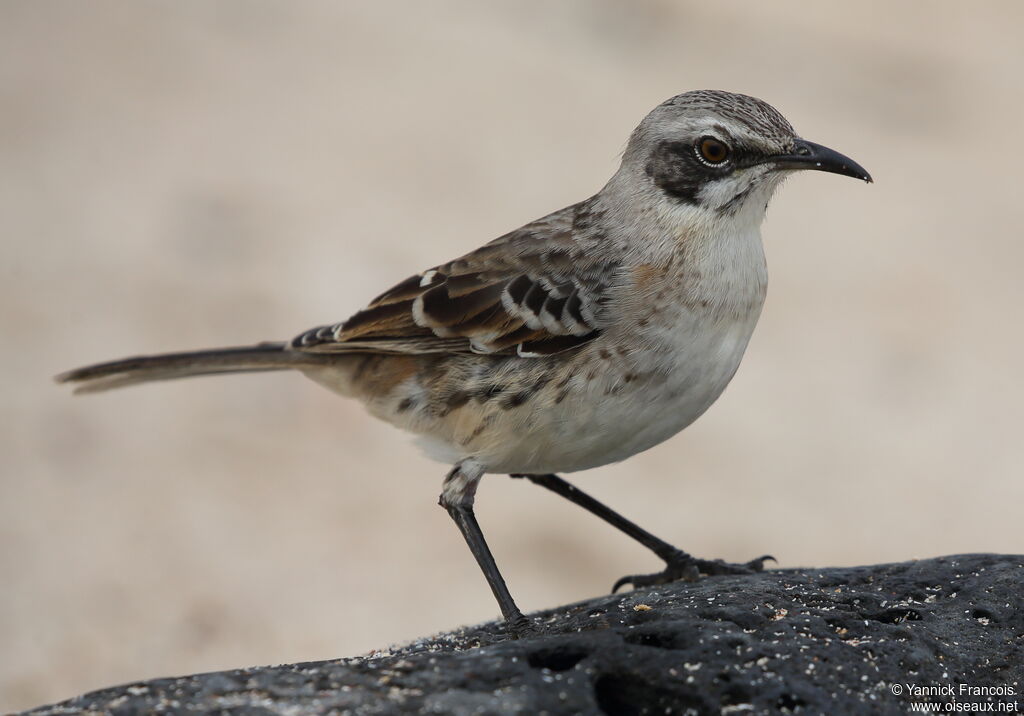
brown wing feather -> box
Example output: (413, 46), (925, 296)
(292, 199), (618, 357)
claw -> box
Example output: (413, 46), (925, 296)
(747, 554), (776, 571)
(612, 574), (636, 593)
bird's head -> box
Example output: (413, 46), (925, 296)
(621, 90), (871, 223)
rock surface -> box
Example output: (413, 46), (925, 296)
(24, 554), (1023, 715)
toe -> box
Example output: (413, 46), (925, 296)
(612, 574), (640, 593)
(746, 554), (776, 571)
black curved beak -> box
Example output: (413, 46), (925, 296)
(772, 139), (872, 183)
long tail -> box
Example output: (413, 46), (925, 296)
(55, 342), (339, 394)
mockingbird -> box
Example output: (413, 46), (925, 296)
(58, 90), (871, 634)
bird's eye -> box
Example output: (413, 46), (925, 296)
(696, 137), (730, 166)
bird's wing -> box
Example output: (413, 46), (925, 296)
(292, 200), (619, 358)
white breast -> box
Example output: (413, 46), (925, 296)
(619, 219), (768, 454)
(456, 219), (768, 475)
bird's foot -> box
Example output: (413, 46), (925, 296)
(612, 551), (775, 592)
(504, 613), (540, 639)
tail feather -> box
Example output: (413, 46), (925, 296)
(55, 342), (337, 394)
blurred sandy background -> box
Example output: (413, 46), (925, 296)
(2, 1), (1023, 710)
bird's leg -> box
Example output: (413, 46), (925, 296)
(440, 462), (533, 635)
(511, 473), (773, 592)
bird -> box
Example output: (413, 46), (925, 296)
(57, 90), (871, 634)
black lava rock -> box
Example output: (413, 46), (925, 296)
(23, 554), (1024, 715)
